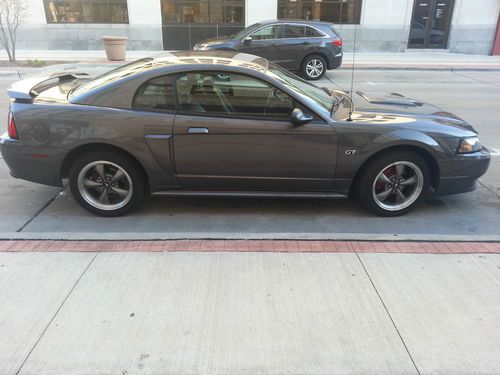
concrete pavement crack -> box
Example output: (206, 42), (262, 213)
(15, 251), (100, 375)
(324, 74), (347, 91)
(453, 71), (500, 88)
(16, 186), (66, 232)
(478, 180), (500, 199)
(355, 252), (421, 375)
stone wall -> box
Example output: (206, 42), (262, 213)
(16, 24), (163, 51)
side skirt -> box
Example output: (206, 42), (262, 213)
(151, 190), (348, 199)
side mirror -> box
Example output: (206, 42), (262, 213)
(242, 36), (252, 45)
(290, 108), (313, 126)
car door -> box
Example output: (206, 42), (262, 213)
(274, 24), (324, 71)
(235, 24), (280, 62)
(172, 71), (337, 191)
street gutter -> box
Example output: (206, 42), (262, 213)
(1, 231), (500, 242)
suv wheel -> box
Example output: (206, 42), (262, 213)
(302, 55), (327, 80)
(357, 151), (431, 217)
(69, 151), (145, 217)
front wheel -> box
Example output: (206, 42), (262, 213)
(301, 55), (327, 80)
(69, 151), (145, 217)
(357, 152), (431, 217)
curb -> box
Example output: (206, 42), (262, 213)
(338, 66), (500, 72)
(1, 232), (500, 242)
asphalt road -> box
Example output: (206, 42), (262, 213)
(0, 68), (499, 239)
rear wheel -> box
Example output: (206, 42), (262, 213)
(357, 151), (431, 216)
(69, 151), (145, 217)
(301, 55), (327, 80)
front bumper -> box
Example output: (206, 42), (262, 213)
(0, 133), (65, 187)
(436, 148), (490, 196)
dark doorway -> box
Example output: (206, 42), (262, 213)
(408, 0), (455, 49)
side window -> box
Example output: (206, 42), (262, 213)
(250, 25), (279, 40)
(132, 75), (175, 112)
(283, 25), (305, 38)
(305, 26), (323, 37)
(176, 72), (294, 118)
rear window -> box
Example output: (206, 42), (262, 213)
(283, 25), (305, 38)
(133, 75), (176, 112)
(305, 26), (323, 37)
(69, 58), (154, 98)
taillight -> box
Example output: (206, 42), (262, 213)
(8, 111), (18, 139)
(333, 39), (343, 47)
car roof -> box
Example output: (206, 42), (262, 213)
(152, 50), (270, 71)
(257, 19), (336, 27)
(68, 51), (273, 107)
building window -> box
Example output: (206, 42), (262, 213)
(278, 0), (362, 24)
(161, 0), (244, 24)
(44, 0), (129, 23)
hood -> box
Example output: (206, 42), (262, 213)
(195, 36), (233, 48)
(352, 91), (477, 132)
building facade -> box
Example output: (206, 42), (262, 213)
(18, 0), (500, 55)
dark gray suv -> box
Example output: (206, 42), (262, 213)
(193, 20), (343, 80)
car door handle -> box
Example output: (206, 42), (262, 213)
(188, 127), (209, 134)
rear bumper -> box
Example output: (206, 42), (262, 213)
(327, 52), (343, 70)
(435, 148), (490, 196)
(0, 133), (65, 187)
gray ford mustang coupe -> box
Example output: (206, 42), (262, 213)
(0, 51), (490, 217)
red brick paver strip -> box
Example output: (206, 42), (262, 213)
(0, 240), (499, 253)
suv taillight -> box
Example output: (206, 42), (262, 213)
(8, 111), (18, 139)
(333, 39), (343, 47)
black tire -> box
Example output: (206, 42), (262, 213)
(68, 150), (145, 217)
(356, 151), (431, 217)
(301, 55), (327, 80)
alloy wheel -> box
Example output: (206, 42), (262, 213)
(305, 59), (324, 78)
(372, 161), (424, 212)
(77, 160), (133, 211)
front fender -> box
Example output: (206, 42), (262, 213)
(335, 129), (449, 181)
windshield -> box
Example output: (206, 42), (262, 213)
(230, 23), (260, 40)
(69, 58), (154, 97)
(267, 64), (336, 113)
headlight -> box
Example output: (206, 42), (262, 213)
(457, 137), (482, 154)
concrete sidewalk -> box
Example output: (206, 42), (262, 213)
(1, 50), (500, 71)
(1, 248), (499, 374)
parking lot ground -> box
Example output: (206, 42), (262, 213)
(1, 250), (499, 374)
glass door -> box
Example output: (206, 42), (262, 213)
(408, 0), (455, 49)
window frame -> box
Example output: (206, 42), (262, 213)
(43, 0), (130, 24)
(281, 23), (329, 39)
(173, 71), (299, 122)
(244, 23), (328, 41)
(248, 24), (282, 41)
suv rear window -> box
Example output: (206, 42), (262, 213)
(305, 26), (323, 37)
(283, 25), (305, 38)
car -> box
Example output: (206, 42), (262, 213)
(193, 20), (343, 80)
(0, 51), (490, 217)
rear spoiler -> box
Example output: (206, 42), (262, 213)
(7, 72), (89, 101)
